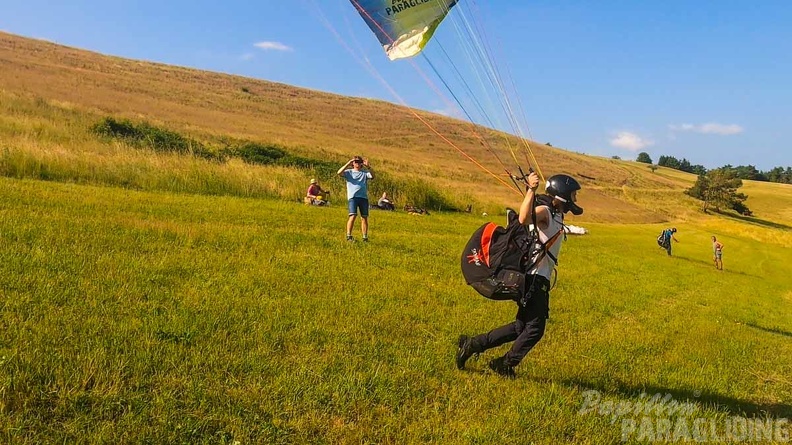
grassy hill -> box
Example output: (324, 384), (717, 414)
(1, 31), (791, 443)
(1, 178), (791, 443)
(0, 30), (746, 224)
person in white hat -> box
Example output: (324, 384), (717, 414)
(306, 178), (329, 206)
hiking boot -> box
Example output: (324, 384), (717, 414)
(346, 236), (355, 242)
(455, 335), (482, 370)
(488, 356), (516, 379)
(362, 237), (369, 242)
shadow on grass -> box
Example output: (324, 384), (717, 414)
(461, 358), (789, 417)
(672, 255), (760, 278)
(743, 322), (792, 338)
(717, 211), (791, 231)
(547, 377), (792, 418)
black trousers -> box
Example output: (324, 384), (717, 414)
(472, 274), (550, 367)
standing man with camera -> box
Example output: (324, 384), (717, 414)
(337, 156), (374, 242)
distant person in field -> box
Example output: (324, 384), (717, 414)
(338, 156), (373, 242)
(456, 172), (584, 379)
(712, 236), (724, 270)
(305, 178), (329, 206)
(661, 227), (679, 256)
(377, 192), (395, 211)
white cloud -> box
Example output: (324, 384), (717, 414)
(609, 131), (654, 151)
(253, 41), (292, 52)
(669, 124), (695, 132)
(669, 123), (744, 135)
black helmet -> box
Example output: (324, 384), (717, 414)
(545, 174), (583, 215)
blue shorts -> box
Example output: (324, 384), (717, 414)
(348, 197), (369, 217)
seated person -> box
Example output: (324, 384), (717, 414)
(305, 179), (329, 206)
(377, 192), (395, 211)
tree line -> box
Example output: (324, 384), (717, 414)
(633, 152), (792, 217)
(636, 152), (707, 175)
(636, 152), (792, 184)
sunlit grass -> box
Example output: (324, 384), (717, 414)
(1, 178), (790, 443)
(742, 180), (792, 224)
(1, 30), (791, 444)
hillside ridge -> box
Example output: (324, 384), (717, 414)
(0, 31), (770, 224)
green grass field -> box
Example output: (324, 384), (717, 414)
(2, 178), (790, 444)
(2, 30), (791, 444)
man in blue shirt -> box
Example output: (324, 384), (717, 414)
(337, 156), (374, 242)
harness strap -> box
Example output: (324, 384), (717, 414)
(520, 198), (564, 274)
(538, 228), (564, 265)
(523, 227), (564, 272)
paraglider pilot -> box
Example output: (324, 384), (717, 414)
(456, 172), (583, 378)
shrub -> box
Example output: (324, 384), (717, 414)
(92, 117), (223, 161)
(235, 142), (286, 165)
(92, 117), (142, 140)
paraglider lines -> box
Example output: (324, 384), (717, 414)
(345, 0), (524, 192)
(309, 0), (521, 193)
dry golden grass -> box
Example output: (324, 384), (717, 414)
(0, 32), (661, 221)
(742, 180), (792, 223)
(1, 31), (790, 228)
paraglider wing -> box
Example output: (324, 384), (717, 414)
(350, 0), (458, 60)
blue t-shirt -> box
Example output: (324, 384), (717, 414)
(344, 169), (372, 200)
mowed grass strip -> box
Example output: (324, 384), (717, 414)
(0, 178), (790, 444)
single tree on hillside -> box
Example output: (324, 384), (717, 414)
(686, 168), (750, 214)
(686, 174), (711, 211)
(636, 152), (652, 164)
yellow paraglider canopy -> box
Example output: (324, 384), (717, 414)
(350, 0), (459, 60)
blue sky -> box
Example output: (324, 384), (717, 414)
(3, 0), (791, 170)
